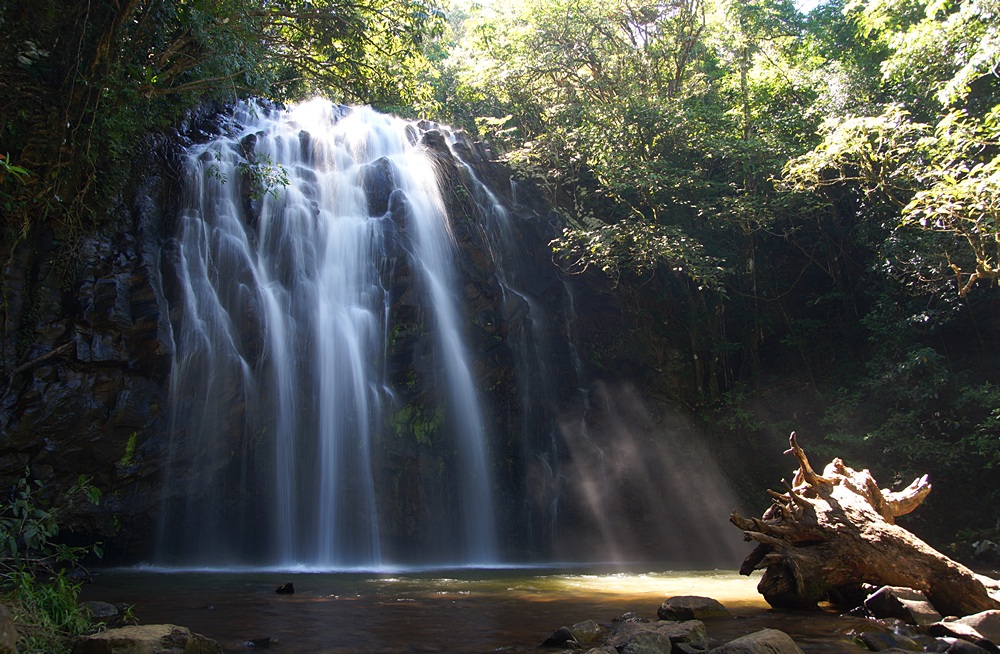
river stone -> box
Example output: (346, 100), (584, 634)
(658, 596), (732, 621)
(72, 624), (222, 654)
(931, 638), (994, 653)
(954, 641), (994, 653)
(79, 601), (120, 623)
(541, 625), (577, 647)
(865, 586), (942, 626)
(929, 613), (1000, 652)
(657, 620), (709, 649)
(709, 629), (804, 654)
(609, 621), (707, 651)
(570, 620), (606, 646)
(0, 603), (16, 654)
(944, 610), (1000, 643)
(621, 630), (673, 654)
(857, 630), (923, 651)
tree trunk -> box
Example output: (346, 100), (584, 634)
(731, 432), (1000, 617)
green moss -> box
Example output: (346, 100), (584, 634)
(390, 402), (445, 446)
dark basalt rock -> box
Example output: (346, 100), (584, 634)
(0, 156), (174, 558)
(361, 156), (395, 216)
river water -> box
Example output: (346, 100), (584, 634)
(79, 567), (872, 652)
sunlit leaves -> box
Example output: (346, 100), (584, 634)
(900, 109), (1000, 295)
(782, 105), (932, 207)
(550, 220), (727, 287)
(845, 0), (999, 110)
(783, 97), (1000, 296)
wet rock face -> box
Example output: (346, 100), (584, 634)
(361, 157), (396, 216)
(0, 156), (175, 557)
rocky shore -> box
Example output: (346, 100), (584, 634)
(529, 593), (1000, 654)
(2, 587), (992, 654)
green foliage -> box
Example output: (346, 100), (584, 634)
(551, 220), (726, 288)
(0, 469), (104, 653)
(0, 470), (102, 568)
(6, 569), (92, 654)
(901, 108), (1000, 295)
(117, 433), (139, 473)
(782, 105), (932, 207)
(239, 154), (290, 201)
(784, 0), (1000, 297)
(0, 153), (30, 186)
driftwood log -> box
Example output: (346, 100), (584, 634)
(731, 432), (1000, 617)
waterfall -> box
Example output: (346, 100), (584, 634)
(158, 100), (502, 567)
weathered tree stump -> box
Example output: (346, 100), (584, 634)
(731, 432), (1000, 617)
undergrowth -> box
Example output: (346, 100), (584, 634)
(0, 469), (104, 653)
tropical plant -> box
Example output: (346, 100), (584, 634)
(0, 469), (104, 654)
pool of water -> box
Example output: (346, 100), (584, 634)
(78, 567), (872, 653)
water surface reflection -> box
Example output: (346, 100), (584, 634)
(80, 567), (868, 653)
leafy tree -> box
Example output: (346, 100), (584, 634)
(785, 0), (1000, 297)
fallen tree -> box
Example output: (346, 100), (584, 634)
(731, 432), (1000, 617)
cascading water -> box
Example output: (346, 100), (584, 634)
(157, 98), (746, 569)
(158, 100), (500, 567)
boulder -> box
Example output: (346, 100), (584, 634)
(541, 625), (576, 648)
(72, 624), (222, 654)
(948, 610), (1000, 643)
(865, 586), (943, 626)
(928, 611), (1000, 652)
(0, 603), (16, 654)
(653, 621), (709, 650)
(658, 596), (732, 621)
(930, 639), (994, 653)
(620, 630), (673, 654)
(972, 541), (1000, 565)
(570, 620), (606, 646)
(609, 621), (708, 651)
(360, 157), (395, 216)
(856, 630), (923, 651)
(79, 601), (121, 624)
(709, 629), (804, 654)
